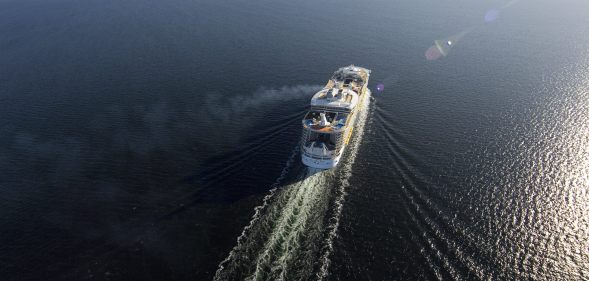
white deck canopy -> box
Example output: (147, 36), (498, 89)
(310, 88), (358, 111)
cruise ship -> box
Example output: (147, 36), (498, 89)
(301, 65), (371, 169)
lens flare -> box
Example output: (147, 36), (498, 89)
(425, 45), (443, 61)
(501, 0), (520, 9)
(376, 83), (384, 92)
(425, 28), (473, 61)
(485, 9), (500, 23)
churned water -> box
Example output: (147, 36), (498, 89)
(1, 0), (588, 280)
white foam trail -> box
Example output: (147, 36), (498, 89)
(213, 146), (299, 280)
(247, 170), (327, 280)
(215, 163), (332, 280)
(316, 90), (372, 280)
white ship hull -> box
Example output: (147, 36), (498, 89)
(300, 65), (371, 169)
(301, 146), (344, 169)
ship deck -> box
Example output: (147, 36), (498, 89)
(302, 111), (349, 133)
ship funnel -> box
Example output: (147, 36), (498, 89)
(320, 113), (330, 126)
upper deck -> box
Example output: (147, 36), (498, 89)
(310, 65), (370, 112)
(310, 88), (358, 111)
(302, 110), (349, 133)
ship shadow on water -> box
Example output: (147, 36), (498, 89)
(150, 109), (319, 279)
(159, 107), (307, 220)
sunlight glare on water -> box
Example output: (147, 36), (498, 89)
(480, 58), (589, 280)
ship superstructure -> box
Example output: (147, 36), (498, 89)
(301, 65), (371, 169)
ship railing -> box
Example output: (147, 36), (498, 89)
(310, 105), (350, 113)
(301, 149), (334, 160)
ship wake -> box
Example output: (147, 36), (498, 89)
(214, 94), (371, 281)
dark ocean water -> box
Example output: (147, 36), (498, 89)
(1, 0), (588, 280)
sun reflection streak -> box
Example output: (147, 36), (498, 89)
(508, 60), (589, 279)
